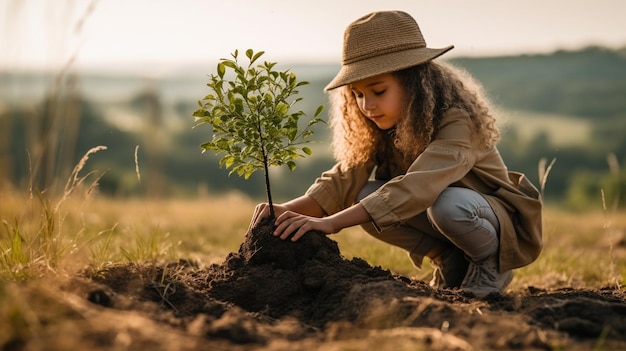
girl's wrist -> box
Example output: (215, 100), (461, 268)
(327, 204), (371, 233)
(326, 216), (341, 234)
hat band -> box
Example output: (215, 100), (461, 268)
(344, 42), (425, 65)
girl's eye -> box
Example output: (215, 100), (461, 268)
(373, 89), (386, 96)
(352, 91), (364, 99)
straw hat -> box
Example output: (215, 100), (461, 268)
(325, 11), (454, 91)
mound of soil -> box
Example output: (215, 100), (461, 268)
(67, 218), (626, 350)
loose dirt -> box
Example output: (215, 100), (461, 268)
(45, 218), (626, 350)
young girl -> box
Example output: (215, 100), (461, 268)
(250, 10), (542, 297)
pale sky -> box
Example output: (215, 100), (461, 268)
(2, 0), (625, 75)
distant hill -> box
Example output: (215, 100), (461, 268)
(1, 46), (625, 203)
(449, 46), (626, 119)
(3, 46), (624, 120)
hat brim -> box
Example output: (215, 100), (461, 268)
(324, 45), (454, 91)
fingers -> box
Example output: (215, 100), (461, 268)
(272, 211), (292, 239)
(248, 203), (270, 233)
(274, 211), (313, 242)
(289, 227), (309, 242)
(276, 219), (302, 241)
(251, 208), (322, 242)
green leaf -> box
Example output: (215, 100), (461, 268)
(287, 161), (296, 172)
(217, 63), (225, 78)
(223, 155), (235, 168)
(251, 50), (265, 64)
(302, 147), (312, 155)
(222, 60), (237, 69)
(314, 105), (325, 117)
(200, 142), (217, 151)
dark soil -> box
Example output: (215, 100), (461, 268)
(58, 217), (626, 350)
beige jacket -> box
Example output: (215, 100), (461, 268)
(305, 108), (543, 271)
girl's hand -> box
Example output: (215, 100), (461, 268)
(273, 211), (336, 242)
(248, 203), (290, 234)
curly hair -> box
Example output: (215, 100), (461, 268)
(329, 61), (500, 168)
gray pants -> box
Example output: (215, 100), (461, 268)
(357, 181), (500, 268)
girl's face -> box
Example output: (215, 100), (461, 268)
(349, 72), (406, 130)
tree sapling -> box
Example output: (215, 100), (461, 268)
(193, 49), (325, 219)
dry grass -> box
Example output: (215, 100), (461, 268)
(1, 184), (623, 288)
(515, 206), (626, 289)
(0, 188), (255, 279)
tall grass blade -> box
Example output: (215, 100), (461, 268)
(538, 157), (557, 196)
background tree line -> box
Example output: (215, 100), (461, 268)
(1, 46), (625, 209)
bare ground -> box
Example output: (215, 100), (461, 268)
(6, 218), (626, 351)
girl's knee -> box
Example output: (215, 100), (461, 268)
(427, 188), (467, 231)
(428, 187), (498, 236)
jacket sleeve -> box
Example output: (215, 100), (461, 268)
(359, 109), (478, 231)
(304, 161), (375, 216)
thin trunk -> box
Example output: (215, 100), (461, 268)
(262, 154), (274, 219)
(256, 115), (274, 219)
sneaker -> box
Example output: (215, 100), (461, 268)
(429, 247), (470, 289)
(459, 253), (513, 298)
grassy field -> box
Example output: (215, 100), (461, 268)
(501, 109), (591, 146)
(1, 185), (623, 288)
